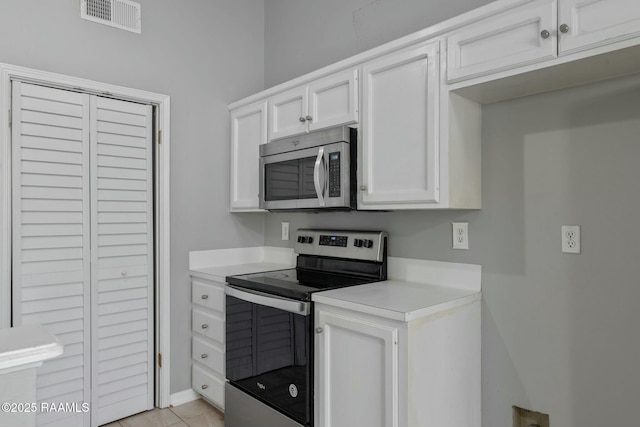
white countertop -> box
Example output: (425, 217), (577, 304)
(0, 325), (64, 374)
(188, 246), (481, 322)
(190, 262), (293, 283)
(312, 280), (480, 322)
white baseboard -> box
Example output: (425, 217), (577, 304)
(170, 388), (200, 407)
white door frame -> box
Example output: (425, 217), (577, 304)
(0, 63), (172, 409)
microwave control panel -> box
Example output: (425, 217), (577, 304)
(328, 152), (341, 198)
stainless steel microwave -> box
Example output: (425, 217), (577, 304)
(259, 126), (357, 211)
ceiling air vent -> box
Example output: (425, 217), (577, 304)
(81, 0), (141, 34)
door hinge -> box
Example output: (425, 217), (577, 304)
(157, 130), (162, 145)
(158, 353), (162, 368)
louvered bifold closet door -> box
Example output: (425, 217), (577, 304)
(90, 96), (154, 426)
(12, 81), (91, 427)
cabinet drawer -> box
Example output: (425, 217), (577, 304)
(446, 0), (557, 82)
(193, 336), (224, 375)
(192, 279), (225, 313)
(193, 364), (225, 409)
(192, 309), (224, 343)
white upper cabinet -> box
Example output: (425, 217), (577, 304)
(268, 68), (358, 141)
(307, 69), (359, 132)
(359, 42), (440, 209)
(447, 0), (558, 82)
(230, 100), (267, 212)
(558, 0), (640, 54)
(268, 87), (307, 141)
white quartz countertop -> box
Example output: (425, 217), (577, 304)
(312, 280), (481, 322)
(188, 247), (481, 322)
(190, 262), (293, 283)
(0, 325), (63, 373)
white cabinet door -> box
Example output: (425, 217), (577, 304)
(558, 0), (640, 54)
(268, 86), (307, 141)
(90, 96), (155, 426)
(447, 0), (557, 82)
(230, 101), (267, 212)
(267, 68), (360, 141)
(359, 42), (440, 209)
(315, 309), (398, 427)
(307, 69), (359, 132)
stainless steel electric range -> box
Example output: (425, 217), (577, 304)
(224, 229), (388, 427)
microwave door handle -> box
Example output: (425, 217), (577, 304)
(313, 147), (326, 207)
(226, 285), (310, 315)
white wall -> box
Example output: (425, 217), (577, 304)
(264, 0), (494, 87)
(0, 0), (266, 394)
(264, 2), (640, 425)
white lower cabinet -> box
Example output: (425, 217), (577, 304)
(315, 301), (481, 427)
(191, 278), (226, 409)
(315, 309), (399, 427)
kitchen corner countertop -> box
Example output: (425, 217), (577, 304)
(312, 280), (481, 322)
(190, 262), (292, 283)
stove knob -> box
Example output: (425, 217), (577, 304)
(307, 237), (314, 244)
(297, 236), (304, 243)
(364, 239), (374, 249)
(354, 239), (363, 247)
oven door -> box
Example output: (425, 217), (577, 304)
(259, 141), (351, 210)
(225, 285), (312, 426)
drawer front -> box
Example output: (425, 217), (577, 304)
(192, 279), (225, 313)
(193, 364), (225, 409)
(193, 336), (224, 375)
(192, 309), (224, 343)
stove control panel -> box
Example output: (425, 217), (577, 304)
(294, 229), (388, 262)
(319, 235), (348, 247)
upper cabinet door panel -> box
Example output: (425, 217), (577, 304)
(359, 42), (440, 209)
(268, 87), (307, 141)
(230, 101), (267, 212)
(559, 0), (640, 54)
(307, 68), (359, 132)
(447, 0), (558, 83)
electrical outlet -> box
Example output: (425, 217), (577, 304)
(281, 222), (290, 241)
(561, 225), (580, 254)
(452, 222), (469, 250)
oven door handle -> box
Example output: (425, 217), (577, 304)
(313, 147), (326, 207)
(226, 285), (310, 316)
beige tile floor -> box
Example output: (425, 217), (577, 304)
(102, 399), (224, 427)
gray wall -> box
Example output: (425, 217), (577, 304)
(264, 0), (494, 87)
(0, 0), (266, 393)
(264, 2), (640, 425)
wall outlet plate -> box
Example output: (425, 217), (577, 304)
(281, 222), (290, 241)
(452, 222), (469, 250)
(561, 225), (580, 254)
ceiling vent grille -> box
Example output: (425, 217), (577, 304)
(81, 0), (141, 34)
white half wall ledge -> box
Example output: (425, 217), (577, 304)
(0, 325), (63, 375)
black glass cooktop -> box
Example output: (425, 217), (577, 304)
(225, 268), (378, 301)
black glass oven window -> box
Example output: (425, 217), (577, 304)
(264, 156), (317, 201)
(226, 295), (310, 425)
